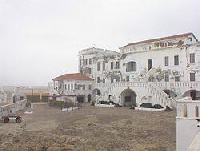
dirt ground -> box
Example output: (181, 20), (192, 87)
(0, 103), (176, 151)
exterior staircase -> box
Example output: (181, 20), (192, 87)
(94, 68), (200, 107)
(95, 81), (184, 108)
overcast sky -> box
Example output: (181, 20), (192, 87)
(0, 0), (200, 86)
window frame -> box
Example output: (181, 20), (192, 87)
(174, 55), (179, 65)
(164, 74), (169, 82)
(126, 61), (136, 72)
(97, 77), (101, 83)
(97, 62), (101, 71)
(175, 76), (180, 82)
(189, 53), (195, 63)
(164, 56), (169, 66)
(111, 62), (114, 70)
(190, 73), (195, 81)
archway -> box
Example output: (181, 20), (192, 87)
(121, 88), (136, 107)
(88, 94), (91, 102)
(141, 96), (148, 104)
(190, 90), (196, 100)
(77, 95), (85, 103)
(183, 90), (199, 100)
(92, 89), (101, 96)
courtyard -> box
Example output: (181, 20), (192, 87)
(0, 103), (176, 151)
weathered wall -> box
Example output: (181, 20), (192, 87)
(0, 100), (26, 117)
(176, 98), (200, 151)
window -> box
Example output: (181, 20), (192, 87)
(80, 69), (83, 74)
(168, 42), (173, 46)
(195, 106), (199, 117)
(111, 62), (114, 70)
(102, 79), (105, 83)
(154, 43), (159, 47)
(190, 73), (195, 81)
(97, 62), (101, 71)
(71, 84), (73, 90)
(103, 62), (105, 71)
(184, 104), (187, 117)
(116, 62), (120, 69)
(148, 59), (152, 71)
(68, 84), (70, 90)
(175, 76), (180, 82)
(149, 46), (151, 50)
(189, 37), (192, 42)
(174, 55), (179, 65)
(76, 85), (80, 90)
(126, 76), (129, 82)
(116, 77), (120, 82)
(126, 61), (136, 72)
(89, 68), (92, 74)
(164, 74), (169, 82)
(82, 85), (85, 90)
(160, 42), (164, 47)
(65, 84), (67, 90)
(85, 59), (88, 65)
(88, 85), (92, 90)
(111, 78), (114, 83)
(97, 77), (101, 83)
(89, 58), (92, 64)
(164, 56), (169, 66)
(190, 53), (195, 63)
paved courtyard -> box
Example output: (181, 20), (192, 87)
(0, 103), (176, 151)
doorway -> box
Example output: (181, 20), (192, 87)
(148, 59), (152, 71)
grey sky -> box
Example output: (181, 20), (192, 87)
(0, 0), (200, 86)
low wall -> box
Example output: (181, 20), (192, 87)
(0, 100), (27, 117)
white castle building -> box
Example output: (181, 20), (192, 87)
(78, 33), (200, 108)
(52, 32), (200, 151)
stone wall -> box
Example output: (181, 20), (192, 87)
(176, 97), (200, 151)
(0, 100), (27, 117)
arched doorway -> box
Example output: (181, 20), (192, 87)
(190, 90), (196, 100)
(141, 96), (148, 104)
(121, 89), (136, 107)
(77, 95), (85, 103)
(92, 89), (101, 96)
(88, 94), (91, 102)
(183, 90), (199, 100)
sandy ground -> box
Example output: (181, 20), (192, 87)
(0, 103), (176, 151)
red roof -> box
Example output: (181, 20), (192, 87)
(123, 32), (196, 47)
(53, 73), (93, 81)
